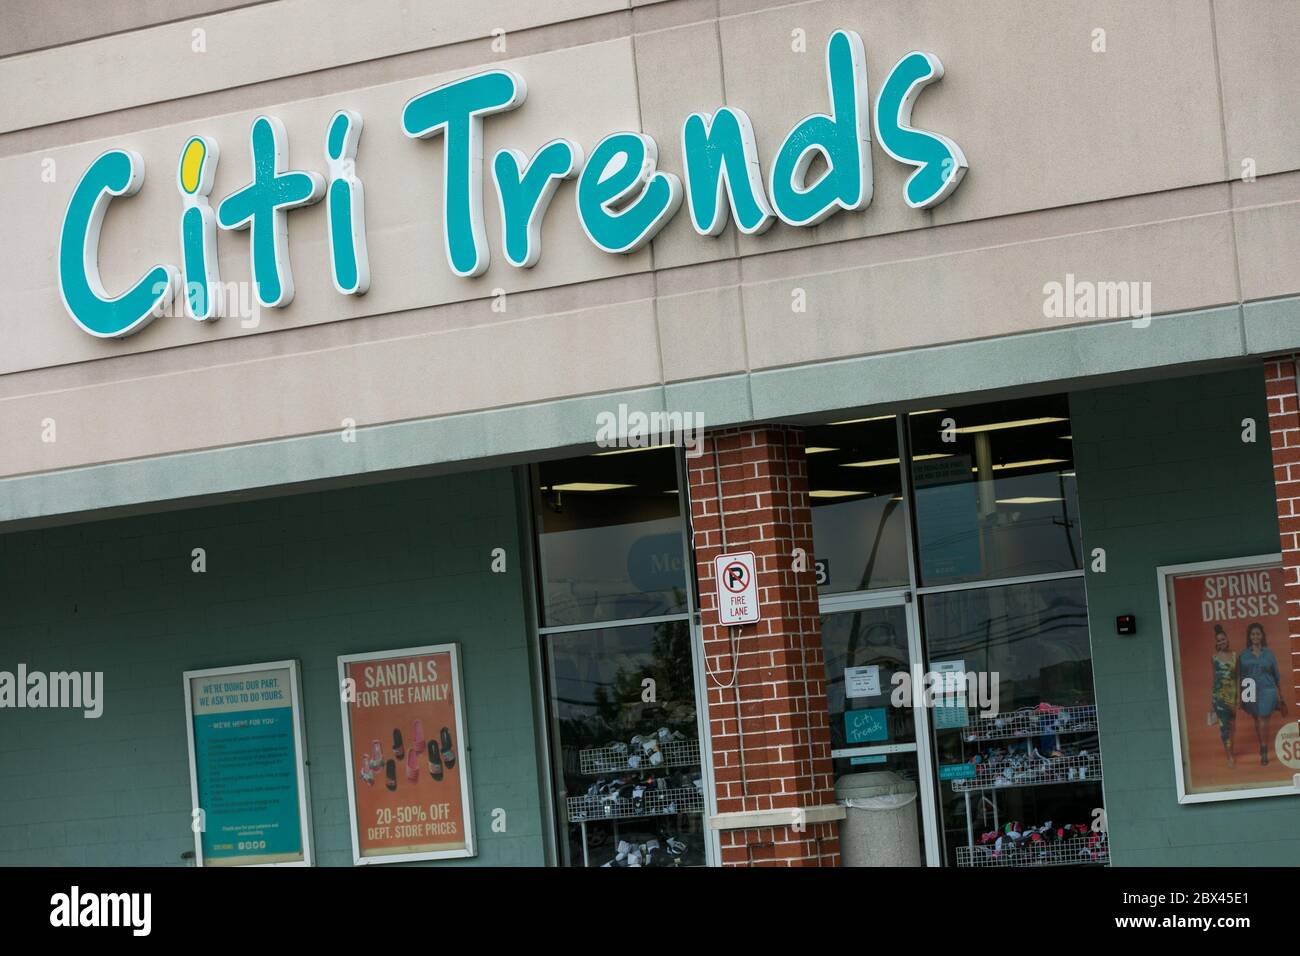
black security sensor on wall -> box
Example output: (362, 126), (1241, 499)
(1115, 615), (1137, 635)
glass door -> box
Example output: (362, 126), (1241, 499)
(819, 590), (941, 866)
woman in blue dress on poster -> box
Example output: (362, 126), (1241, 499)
(1238, 622), (1286, 765)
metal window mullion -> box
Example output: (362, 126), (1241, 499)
(898, 413), (943, 868)
(517, 464), (560, 867)
(913, 568), (1086, 597)
(676, 445), (721, 870)
(535, 612), (693, 636)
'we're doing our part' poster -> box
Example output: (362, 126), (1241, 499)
(184, 661), (313, 867)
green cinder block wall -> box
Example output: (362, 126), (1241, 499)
(0, 469), (546, 866)
(1072, 366), (1300, 866)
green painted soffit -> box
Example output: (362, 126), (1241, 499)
(2, 297), (1297, 528)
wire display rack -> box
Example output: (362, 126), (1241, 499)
(579, 738), (701, 775)
(566, 785), (705, 823)
(961, 705), (1098, 743)
(951, 751), (1103, 793)
(956, 840), (1109, 868)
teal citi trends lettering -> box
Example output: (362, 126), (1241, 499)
(681, 107), (774, 236)
(875, 51), (968, 209)
(402, 70), (526, 278)
(768, 29), (873, 227)
(177, 136), (222, 320)
(217, 115), (325, 309)
(324, 110), (370, 295)
(58, 149), (179, 339)
(493, 139), (584, 268)
(55, 29), (969, 341)
(576, 132), (682, 254)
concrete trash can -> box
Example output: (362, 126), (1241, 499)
(834, 771), (921, 867)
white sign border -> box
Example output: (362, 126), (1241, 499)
(337, 642), (477, 865)
(714, 549), (761, 626)
(1156, 552), (1299, 804)
(182, 659), (315, 867)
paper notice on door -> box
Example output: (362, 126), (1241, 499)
(931, 658), (969, 729)
(845, 664), (881, 698)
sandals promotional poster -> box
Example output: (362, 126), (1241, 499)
(339, 645), (474, 863)
(1162, 558), (1300, 802)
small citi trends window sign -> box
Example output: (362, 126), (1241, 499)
(714, 550), (761, 626)
(56, 28), (968, 339)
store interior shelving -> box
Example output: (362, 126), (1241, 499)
(960, 705), (1098, 743)
(943, 704), (1107, 869)
(956, 840), (1109, 867)
(564, 734), (705, 867)
(567, 785), (704, 822)
(579, 738), (701, 775)
(950, 751), (1102, 793)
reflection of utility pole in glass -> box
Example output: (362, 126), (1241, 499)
(1056, 469), (1079, 569)
(857, 497), (902, 592)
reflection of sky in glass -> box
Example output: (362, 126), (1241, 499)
(811, 495), (910, 593)
(539, 517), (687, 625)
(915, 470), (1081, 585)
(924, 579), (1091, 697)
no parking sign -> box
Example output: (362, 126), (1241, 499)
(714, 550), (761, 625)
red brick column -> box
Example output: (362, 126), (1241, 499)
(1263, 358), (1300, 695)
(687, 424), (841, 867)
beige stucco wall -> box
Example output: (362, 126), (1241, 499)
(1, 0), (1297, 479)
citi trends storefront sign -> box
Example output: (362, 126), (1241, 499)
(58, 30), (967, 339)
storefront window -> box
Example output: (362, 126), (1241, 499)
(805, 416), (910, 593)
(922, 578), (1105, 867)
(544, 620), (706, 867)
(908, 397), (1081, 586)
(533, 449), (689, 627)
(809, 393), (1104, 867)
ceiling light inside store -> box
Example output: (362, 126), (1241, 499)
(550, 482), (635, 492)
(809, 489), (866, 498)
(990, 458), (1068, 470)
(827, 408), (945, 426)
(828, 414), (894, 425)
(841, 456), (901, 468)
(592, 444), (672, 456)
(841, 453), (950, 468)
(953, 416), (1067, 434)
(805, 447), (839, 454)
(995, 497), (1063, 504)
